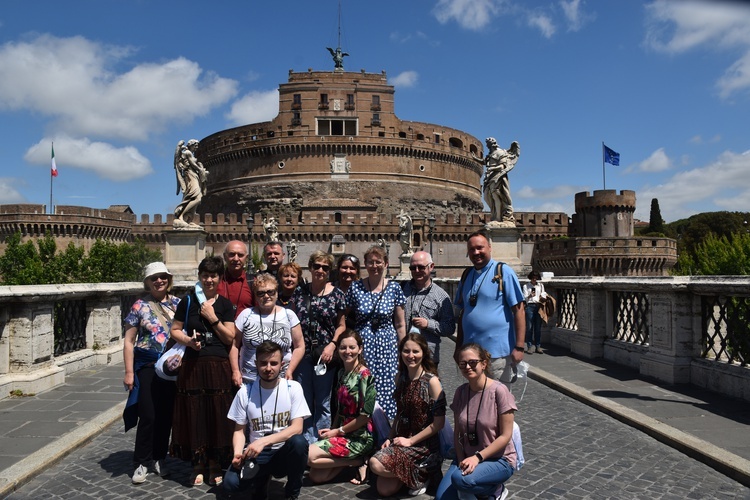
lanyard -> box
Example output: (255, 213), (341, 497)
(257, 380), (281, 432)
(258, 307), (278, 340)
(465, 376), (488, 439)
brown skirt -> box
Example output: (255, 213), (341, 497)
(169, 355), (236, 467)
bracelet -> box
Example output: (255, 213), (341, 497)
(211, 320), (220, 327)
(475, 451), (484, 462)
(338, 426), (346, 436)
(514, 346), (525, 352)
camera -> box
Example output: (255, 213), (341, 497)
(371, 318), (382, 330)
(240, 459), (258, 480)
(197, 330), (215, 346)
(469, 294), (478, 307)
(466, 432), (478, 446)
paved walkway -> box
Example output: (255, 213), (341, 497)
(1, 343), (749, 499)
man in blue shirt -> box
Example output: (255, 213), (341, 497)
(454, 230), (526, 386)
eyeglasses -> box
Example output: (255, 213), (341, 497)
(149, 274), (170, 281)
(312, 263), (330, 272)
(255, 289), (277, 297)
(366, 260), (385, 267)
(409, 264), (429, 271)
(458, 359), (482, 370)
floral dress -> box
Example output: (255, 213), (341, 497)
(314, 365), (376, 459)
(372, 372), (446, 489)
(346, 279), (405, 419)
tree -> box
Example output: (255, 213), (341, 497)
(648, 198), (664, 235)
(674, 232), (750, 275)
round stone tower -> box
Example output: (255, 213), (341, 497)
(572, 190), (636, 238)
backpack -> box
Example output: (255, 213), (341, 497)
(457, 261), (506, 303)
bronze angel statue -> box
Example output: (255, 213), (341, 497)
(173, 139), (209, 228)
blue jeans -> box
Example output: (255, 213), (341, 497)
(435, 457), (514, 500)
(222, 434), (308, 497)
(525, 303), (542, 348)
(295, 355), (335, 444)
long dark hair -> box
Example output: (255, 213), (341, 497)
(336, 329), (367, 370)
(397, 333), (438, 377)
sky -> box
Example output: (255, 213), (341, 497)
(1, 0), (749, 224)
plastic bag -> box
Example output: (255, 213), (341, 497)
(512, 360), (529, 402)
(155, 343), (185, 381)
(439, 418), (456, 461)
(512, 421), (525, 470)
(371, 402), (391, 447)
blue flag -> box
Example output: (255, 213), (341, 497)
(603, 144), (620, 166)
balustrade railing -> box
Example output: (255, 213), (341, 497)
(555, 288), (578, 330)
(53, 300), (88, 356)
(612, 291), (649, 345)
(701, 295), (749, 367)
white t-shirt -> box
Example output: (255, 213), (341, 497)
(235, 307), (300, 382)
(227, 379), (311, 450)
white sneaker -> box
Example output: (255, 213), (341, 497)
(150, 459), (167, 477)
(495, 484), (509, 500)
(408, 482), (427, 496)
(131, 464), (148, 484)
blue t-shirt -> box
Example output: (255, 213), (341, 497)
(455, 259), (525, 358)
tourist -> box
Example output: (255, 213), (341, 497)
(335, 254), (361, 329)
(278, 262), (302, 308)
(307, 329), (376, 485)
(123, 262), (180, 484)
(217, 240), (254, 318)
(230, 274), (304, 388)
(370, 333), (446, 497)
(402, 250), (455, 364)
(290, 250), (346, 443)
(262, 241), (285, 279)
(435, 343), (518, 500)
(222, 341), (310, 500)
(346, 245), (406, 419)
(454, 230), (526, 387)
(523, 270), (547, 354)
(169, 256), (237, 487)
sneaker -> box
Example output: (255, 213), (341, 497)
(535, 346), (544, 354)
(131, 464), (148, 484)
(408, 482), (427, 496)
(495, 484), (509, 500)
(150, 459), (167, 477)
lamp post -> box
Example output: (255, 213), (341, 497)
(245, 214), (255, 274)
(427, 216), (436, 277)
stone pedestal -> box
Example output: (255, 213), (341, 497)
(164, 228), (207, 282)
(484, 224), (523, 274)
(395, 252), (413, 280)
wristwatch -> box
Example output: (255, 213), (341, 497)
(514, 346), (525, 352)
(211, 320), (220, 327)
(474, 451), (484, 462)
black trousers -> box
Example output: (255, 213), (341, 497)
(133, 366), (176, 465)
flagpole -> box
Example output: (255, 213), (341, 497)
(49, 142), (54, 215)
(602, 141), (606, 190)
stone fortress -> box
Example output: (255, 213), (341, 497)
(0, 63), (676, 277)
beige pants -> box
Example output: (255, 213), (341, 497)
(490, 356), (517, 389)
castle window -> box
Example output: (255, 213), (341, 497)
(417, 133), (425, 140)
(292, 94), (301, 110)
(371, 95), (381, 111)
(372, 113), (380, 126)
(319, 93), (329, 109)
(449, 137), (463, 148)
(292, 112), (301, 126)
(434, 134), (441, 144)
(334, 212), (342, 224)
(317, 118), (357, 136)
(345, 94), (355, 110)
(399, 131), (407, 138)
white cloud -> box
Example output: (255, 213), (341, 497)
(637, 149), (750, 221)
(226, 90), (279, 126)
(527, 13), (556, 38)
(560, 0), (594, 32)
(0, 34), (238, 141)
(644, 0), (750, 97)
(0, 178), (25, 204)
(24, 136), (152, 181)
(632, 148), (672, 173)
(391, 71), (419, 88)
(516, 184), (588, 199)
(433, 0), (502, 31)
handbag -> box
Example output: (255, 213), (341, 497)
(154, 294), (190, 381)
(438, 418), (456, 461)
(371, 402), (392, 447)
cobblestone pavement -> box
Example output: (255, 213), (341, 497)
(6, 348), (750, 499)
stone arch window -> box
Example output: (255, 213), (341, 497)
(334, 212), (342, 224)
(449, 137), (463, 148)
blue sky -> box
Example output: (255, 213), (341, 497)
(1, 0), (749, 223)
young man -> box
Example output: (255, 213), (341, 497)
(223, 341), (310, 500)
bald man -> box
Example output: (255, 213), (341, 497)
(217, 240), (254, 317)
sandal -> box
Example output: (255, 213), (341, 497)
(190, 472), (204, 487)
(349, 463), (368, 485)
(208, 471), (223, 486)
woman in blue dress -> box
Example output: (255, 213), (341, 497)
(346, 245), (406, 419)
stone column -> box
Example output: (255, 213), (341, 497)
(484, 225), (524, 275)
(164, 228), (207, 282)
(570, 287), (609, 358)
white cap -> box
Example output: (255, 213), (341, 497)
(143, 262), (172, 280)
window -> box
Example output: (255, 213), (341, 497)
(292, 112), (301, 126)
(372, 113), (380, 126)
(346, 94), (355, 110)
(319, 93), (329, 109)
(292, 94), (301, 109)
(317, 118), (357, 136)
(434, 134), (440, 144)
(335, 212), (342, 224)
(371, 95), (381, 110)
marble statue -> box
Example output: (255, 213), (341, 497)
(397, 210), (413, 255)
(173, 139), (209, 229)
(263, 216), (279, 242)
(377, 238), (387, 249)
(327, 47), (349, 70)
(473, 137), (520, 226)
(288, 239), (298, 263)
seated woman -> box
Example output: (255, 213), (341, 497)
(307, 329), (376, 485)
(435, 343), (518, 500)
(370, 333), (446, 497)
(230, 273), (304, 387)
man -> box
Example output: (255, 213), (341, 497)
(217, 240), (254, 317)
(454, 230), (526, 387)
(402, 251), (455, 364)
(223, 341), (310, 500)
(262, 241), (286, 279)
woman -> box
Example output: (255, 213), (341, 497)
(370, 333), (446, 497)
(291, 250), (346, 443)
(524, 270), (547, 354)
(278, 262), (302, 308)
(346, 245), (406, 419)
(307, 329), (376, 485)
(230, 273), (304, 387)
(123, 262), (180, 484)
(435, 343), (518, 500)
(169, 256), (236, 487)
(335, 254), (361, 296)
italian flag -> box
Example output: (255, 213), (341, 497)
(51, 144), (58, 177)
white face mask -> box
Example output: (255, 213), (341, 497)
(314, 357), (327, 376)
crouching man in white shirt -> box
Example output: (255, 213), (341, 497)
(223, 341), (311, 500)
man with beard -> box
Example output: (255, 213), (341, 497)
(223, 341), (310, 500)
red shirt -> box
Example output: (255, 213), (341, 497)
(218, 272), (254, 318)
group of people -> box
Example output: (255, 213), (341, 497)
(123, 230), (543, 499)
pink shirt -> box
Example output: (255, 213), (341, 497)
(450, 379), (518, 468)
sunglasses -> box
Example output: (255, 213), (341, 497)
(255, 289), (277, 297)
(458, 359), (482, 370)
(409, 264), (429, 271)
(341, 254), (359, 264)
(149, 274), (170, 281)
(312, 263), (330, 272)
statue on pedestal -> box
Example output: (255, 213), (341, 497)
(263, 216), (279, 242)
(327, 46), (349, 71)
(288, 239), (298, 263)
(397, 209), (413, 255)
(473, 137), (520, 227)
(173, 139), (209, 229)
